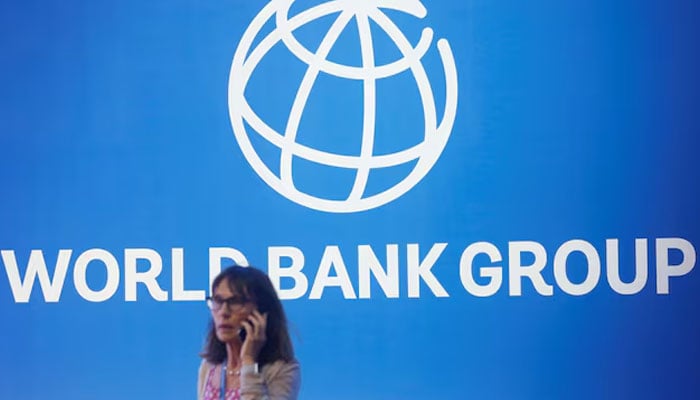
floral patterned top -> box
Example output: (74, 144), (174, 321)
(203, 365), (240, 400)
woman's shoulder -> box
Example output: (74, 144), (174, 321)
(197, 359), (218, 400)
(199, 359), (216, 371)
(198, 360), (217, 381)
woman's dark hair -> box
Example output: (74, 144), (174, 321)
(200, 265), (295, 366)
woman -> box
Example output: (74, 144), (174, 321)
(198, 265), (300, 400)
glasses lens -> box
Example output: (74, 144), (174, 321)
(207, 296), (248, 311)
(206, 297), (220, 310)
(227, 297), (247, 309)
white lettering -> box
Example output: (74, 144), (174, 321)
(268, 246), (308, 300)
(553, 240), (600, 296)
(1, 249), (72, 303)
(606, 239), (648, 295)
(509, 241), (552, 296)
(1, 238), (695, 303)
(656, 238), (696, 294)
(124, 249), (168, 301)
(73, 249), (120, 302)
(459, 242), (502, 297)
(358, 244), (399, 298)
(172, 248), (205, 301)
(407, 243), (449, 298)
(208, 247), (249, 293)
(309, 246), (356, 299)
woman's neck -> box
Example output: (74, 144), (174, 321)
(225, 340), (242, 369)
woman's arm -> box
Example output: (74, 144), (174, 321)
(240, 360), (301, 400)
(197, 360), (211, 400)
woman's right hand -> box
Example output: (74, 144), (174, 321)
(240, 309), (268, 365)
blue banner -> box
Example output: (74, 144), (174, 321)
(1, 0), (699, 398)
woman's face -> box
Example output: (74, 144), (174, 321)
(211, 278), (256, 343)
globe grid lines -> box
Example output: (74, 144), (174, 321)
(279, 9), (356, 190)
(228, 0), (458, 212)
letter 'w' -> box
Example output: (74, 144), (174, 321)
(1, 250), (72, 303)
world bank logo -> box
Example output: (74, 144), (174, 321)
(228, 0), (458, 213)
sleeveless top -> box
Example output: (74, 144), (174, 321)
(202, 365), (241, 400)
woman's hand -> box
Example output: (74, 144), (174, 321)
(240, 309), (268, 364)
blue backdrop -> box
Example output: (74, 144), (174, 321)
(1, 0), (699, 399)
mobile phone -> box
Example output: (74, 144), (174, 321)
(238, 327), (247, 342)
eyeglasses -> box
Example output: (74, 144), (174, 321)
(206, 295), (250, 311)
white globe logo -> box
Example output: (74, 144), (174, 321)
(228, 0), (458, 213)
